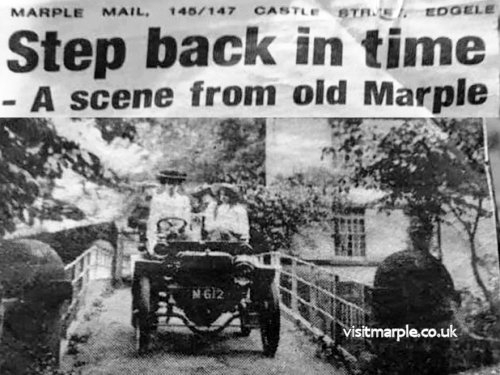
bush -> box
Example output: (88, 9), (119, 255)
(243, 171), (344, 252)
(27, 222), (117, 264)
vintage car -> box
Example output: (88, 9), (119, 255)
(130, 215), (281, 357)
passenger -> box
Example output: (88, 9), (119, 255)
(146, 170), (191, 253)
(191, 185), (218, 241)
(210, 184), (250, 242)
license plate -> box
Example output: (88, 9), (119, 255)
(192, 287), (224, 300)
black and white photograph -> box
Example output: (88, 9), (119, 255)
(0, 118), (499, 375)
(0, 0), (498, 373)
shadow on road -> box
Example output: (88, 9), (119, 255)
(136, 328), (264, 358)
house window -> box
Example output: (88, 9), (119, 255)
(333, 208), (366, 257)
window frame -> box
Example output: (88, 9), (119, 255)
(332, 207), (366, 258)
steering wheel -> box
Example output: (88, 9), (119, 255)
(156, 217), (188, 233)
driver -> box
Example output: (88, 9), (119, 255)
(146, 170), (191, 253)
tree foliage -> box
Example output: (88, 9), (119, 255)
(243, 170), (343, 251)
(0, 119), (108, 236)
(325, 119), (488, 228)
(93, 118), (266, 185)
(326, 118), (496, 308)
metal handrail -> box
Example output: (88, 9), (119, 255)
(257, 251), (372, 357)
(63, 244), (114, 328)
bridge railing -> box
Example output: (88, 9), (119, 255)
(63, 243), (114, 328)
(257, 251), (372, 359)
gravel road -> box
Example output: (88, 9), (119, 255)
(62, 287), (345, 375)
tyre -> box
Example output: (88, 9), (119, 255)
(239, 306), (251, 337)
(259, 283), (280, 357)
(135, 276), (152, 354)
(241, 325), (251, 337)
(131, 277), (139, 328)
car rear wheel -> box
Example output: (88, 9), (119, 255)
(135, 276), (152, 354)
(259, 283), (280, 357)
(241, 325), (251, 337)
(239, 306), (252, 337)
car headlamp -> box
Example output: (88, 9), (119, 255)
(153, 243), (174, 258)
(233, 259), (255, 286)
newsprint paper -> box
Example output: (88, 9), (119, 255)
(0, 0), (500, 375)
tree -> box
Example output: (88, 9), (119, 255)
(325, 118), (496, 308)
(91, 118), (266, 185)
(0, 119), (108, 236)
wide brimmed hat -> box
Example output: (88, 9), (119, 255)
(191, 184), (215, 198)
(215, 183), (241, 201)
(156, 170), (187, 184)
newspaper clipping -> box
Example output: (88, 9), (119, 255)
(0, 0), (499, 375)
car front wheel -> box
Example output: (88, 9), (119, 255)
(135, 276), (152, 354)
(259, 283), (280, 357)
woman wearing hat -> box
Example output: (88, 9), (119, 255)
(208, 184), (250, 242)
(146, 170), (191, 252)
(191, 185), (218, 241)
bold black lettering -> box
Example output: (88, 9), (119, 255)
(146, 28), (177, 68)
(8, 30), (39, 73)
(64, 38), (92, 71)
(244, 27), (276, 65)
(41, 32), (61, 71)
(180, 36), (209, 66)
(132, 89), (153, 108)
(326, 81), (346, 104)
(415, 87), (432, 106)
(94, 38), (125, 79)
(313, 37), (342, 66)
(387, 28), (401, 69)
(395, 88), (414, 105)
(190, 81), (204, 106)
(31, 86), (54, 112)
(222, 86), (242, 106)
(102, 7), (117, 16)
(293, 85), (314, 105)
(206, 86), (221, 106)
(70, 90), (88, 110)
(468, 84), (487, 104)
(111, 90), (131, 109)
(243, 85), (276, 105)
(90, 90), (109, 110)
(432, 86), (454, 114)
(154, 87), (174, 107)
(364, 81), (393, 104)
(296, 27), (309, 65)
(11, 8), (25, 17)
(456, 36), (485, 65)
(404, 37), (452, 66)
(362, 30), (382, 68)
(456, 78), (466, 105)
(213, 36), (242, 66)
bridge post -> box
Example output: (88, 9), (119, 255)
(333, 275), (341, 345)
(112, 232), (124, 286)
(273, 252), (281, 292)
(309, 265), (317, 328)
(0, 287), (3, 344)
(329, 278), (335, 341)
(290, 258), (298, 313)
